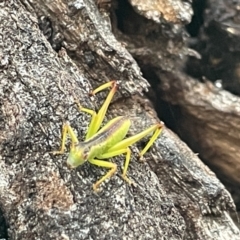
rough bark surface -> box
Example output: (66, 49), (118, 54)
(113, 0), (240, 221)
(0, 0), (239, 240)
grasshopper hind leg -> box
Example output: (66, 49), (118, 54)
(75, 81), (118, 140)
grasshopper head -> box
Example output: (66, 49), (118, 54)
(67, 143), (89, 168)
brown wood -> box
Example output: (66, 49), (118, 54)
(0, 0), (239, 239)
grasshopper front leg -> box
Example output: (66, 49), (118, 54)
(51, 122), (78, 155)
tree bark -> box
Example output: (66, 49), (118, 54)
(0, 0), (239, 239)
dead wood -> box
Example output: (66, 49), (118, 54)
(0, 0), (239, 239)
(112, 0), (240, 211)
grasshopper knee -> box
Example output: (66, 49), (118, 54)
(92, 163), (117, 191)
(121, 174), (134, 185)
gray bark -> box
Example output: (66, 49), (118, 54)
(0, 0), (239, 239)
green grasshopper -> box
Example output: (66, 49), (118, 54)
(52, 81), (163, 191)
